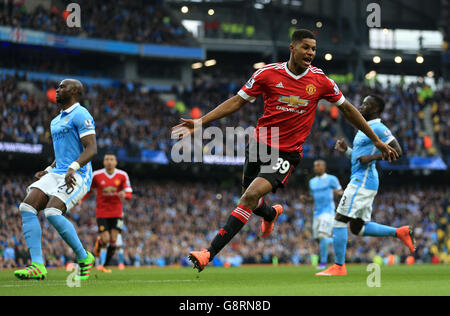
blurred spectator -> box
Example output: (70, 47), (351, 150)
(433, 87), (450, 158)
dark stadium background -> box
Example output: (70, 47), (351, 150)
(0, 0), (448, 269)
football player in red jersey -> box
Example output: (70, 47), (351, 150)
(81, 153), (132, 272)
(172, 29), (399, 272)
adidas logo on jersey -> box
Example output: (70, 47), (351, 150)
(276, 82), (284, 88)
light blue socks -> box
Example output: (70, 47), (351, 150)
(19, 203), (44, 264)
(118, 248), (124, 265)
(332, 227), (348, 265)
(362, 222), (397, 237)
(100, 248), (107, 265)
(45, 208), (87, 260)
(319, 237), (333, 264)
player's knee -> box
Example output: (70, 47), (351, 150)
(349, 218), (365, 236)
(100, 234), (109, 244)
(19, 202), (38, 215)
(44, 207), (63, 218)
(240, 190), (260, 210)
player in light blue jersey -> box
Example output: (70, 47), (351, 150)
(14, 79), (97, 281)
(317, 95), (415, 276)
(302, 160), (343, 269)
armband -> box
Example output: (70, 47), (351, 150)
(68, 161), (81, 171)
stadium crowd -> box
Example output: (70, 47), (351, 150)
(0, 0), (191, 46)
(1, 73), (448, 161)
(0, 174), (448, 268)
(433, 87), (450, 158)
(339, 81), (430, 157)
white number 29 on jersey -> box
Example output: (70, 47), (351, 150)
(272, 158), (290, 174)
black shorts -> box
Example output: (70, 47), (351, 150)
(242, 139), (302, 192)
(97, 217), (124, 233)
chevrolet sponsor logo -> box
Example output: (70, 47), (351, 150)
(103, 186), (118, 193)
(277, 95), (309, 107)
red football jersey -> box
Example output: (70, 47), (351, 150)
(83, 168), (132, 218)
(238, 62), (345, 153)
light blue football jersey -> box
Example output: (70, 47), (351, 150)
(50, 102), (95, 183)
(349, 118), (395, 191)
(309, 173), (342, 217)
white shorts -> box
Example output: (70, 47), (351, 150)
(116, 234), (124, 247)
(27, 172), (90, 213)
(313, 213), (334, 239)
(336, 183), (377, 222)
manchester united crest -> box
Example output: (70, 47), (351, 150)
(306, 84), (316, 95)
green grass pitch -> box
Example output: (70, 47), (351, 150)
(0, 265), (448, 296)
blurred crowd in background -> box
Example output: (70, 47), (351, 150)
(1, 73), (449, 160)
(0, 0), (448, 273)
(0, 0), (191, 46)
(1, 175), (448, 268)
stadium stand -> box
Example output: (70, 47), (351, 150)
(0, 0), (192, 46)
(0, 73), (447, 159)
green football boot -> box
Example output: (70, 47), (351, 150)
(14, 262), (47, 280)
(74, 251), (95, 281)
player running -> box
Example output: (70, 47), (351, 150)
(316, 95), (415, 276)
(14, 79), (96, 280)
(172, 29), (399, 272)
(81, 153), (132, 272)
(301, 160), (342, 269)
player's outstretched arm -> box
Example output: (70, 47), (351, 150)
(338, 100), (399, 162)
(357, 138), (403, 164)
(171, 95), (248, 139)
(65, 134), (97, 189)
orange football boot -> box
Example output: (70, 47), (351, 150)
(396, 226), (415, 254)
(261, 204), (283, 238)
(96, 265), (112, 273)
(188, 249), (210, 272)
(316, 264), (347, 276)
(118, 263), (125, 270)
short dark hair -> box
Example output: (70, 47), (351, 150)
(291, 29), (316, 43)
(369, 95), (385, 113)
(104, 152), (116, 158)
